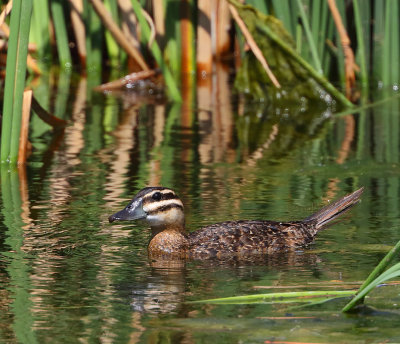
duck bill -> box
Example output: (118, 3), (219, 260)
(109, 198), (147, 223)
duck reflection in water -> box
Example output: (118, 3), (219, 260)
(110, 186), (363, 315)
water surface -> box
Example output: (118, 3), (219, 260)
(1, 73), (400, 343)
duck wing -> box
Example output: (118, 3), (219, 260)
(188, 220), (315, 258)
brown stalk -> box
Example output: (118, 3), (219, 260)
(152, 0), (165, 42)
(31, 96), (68, 128)
(88, 0), (149, 71)
(216, 0), (231, 59)
(93, 69), (159, 91)
(228, 4), (281, 88)
(0, 0), (13, 26)
(18, 90), (33, 164)
(327, 0), (356, 99)
(68, 0), (86, 68)
(117, 0), (140, 48)
(196, 0), (213, 78)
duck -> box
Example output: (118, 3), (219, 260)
(109, 186), (363, 259)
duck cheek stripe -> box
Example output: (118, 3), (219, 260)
(146, 203), (184, 214)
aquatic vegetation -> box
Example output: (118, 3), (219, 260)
(343, 239), (400, 312)
(0, 0), (33, 164)
(1, 0), (399, 164)
(193, 239), (400, 313)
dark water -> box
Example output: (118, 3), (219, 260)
(1, 72), (400, 343)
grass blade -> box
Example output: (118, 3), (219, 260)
(193, 290), (356, 305)
(342, 238), (400, 312)
(1, 0), (22, 163)
(255, 22), (353, 108)
(84, 0), (104, 73)
(271, 0), (294, 37)
(382, 1), (391, 85)
(130, 0), (182, 102)
(51, 0), (72, 68)
(164, 0), (181, 80)
(343, 262), (400, 312)
(353, 0), (368, 89)
(296, 0), (322, 73)
(30, 0), (51, 61)
(88, 0), (147, 71)
(1, 0), (33, 164)
(390, 0), (399, 85)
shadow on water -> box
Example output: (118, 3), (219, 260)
(1, 64), (400, 342)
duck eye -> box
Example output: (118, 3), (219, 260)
(152, 192), (162, 201)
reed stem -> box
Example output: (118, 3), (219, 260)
(1, 0), (33, 164)
(51, 0), (73, 68)
(18, 90), (33, 164)
(1, 0), (22, 163)
(130, 0), (182, 102)
(353, 0), (368, 89)
(255, 22), (354, 108)
(295, 0), (322, 73)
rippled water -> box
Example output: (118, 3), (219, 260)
(1, 72), (400, 343)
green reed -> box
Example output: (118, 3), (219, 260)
(193, 290), (356, 305)
(51, 0), (72, 68)
(164, 0), (182, 81)
(296, 0), (322, 74)
(30, 0), (50, 62)
(104, 0), (121, 67)
(84, 0), (103, 73)
(255, 22), (353, 108)
(1, 0), (33, 164)
(353, 0), (368, 89)
(343, 239), (400, 312)
(130, 0), (181, 102)
(2, 0), (400, 162)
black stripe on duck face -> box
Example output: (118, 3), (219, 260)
(144, 191), (179, 203)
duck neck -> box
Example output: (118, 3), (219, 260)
(150, 223), (186, 237)
(148, 224), (188, 258)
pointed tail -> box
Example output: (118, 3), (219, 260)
(304, 187), (364, 231)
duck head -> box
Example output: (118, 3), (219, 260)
(108, 187), (185, 233)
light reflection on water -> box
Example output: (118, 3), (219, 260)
(1, 70), (400, 343)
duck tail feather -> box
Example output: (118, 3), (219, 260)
(304, 187), (364, 231)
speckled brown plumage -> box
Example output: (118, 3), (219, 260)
(188, 220), (316, 259)
(109, 187), (364, 260)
